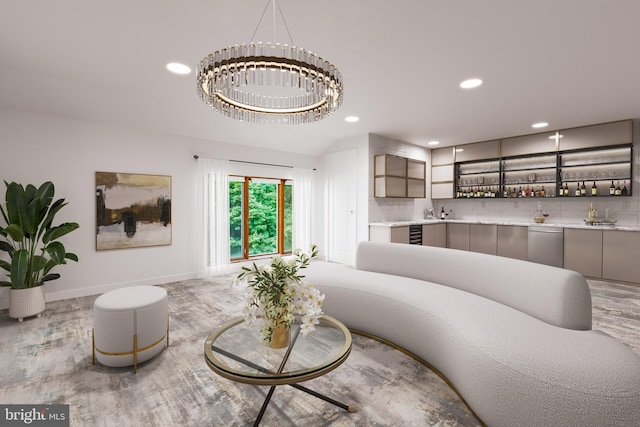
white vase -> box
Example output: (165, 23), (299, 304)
(9, 285), (46, 322)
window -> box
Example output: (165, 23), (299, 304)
(229, 176), (293, 260)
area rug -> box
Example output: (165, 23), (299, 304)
(0, 277), (637, 426)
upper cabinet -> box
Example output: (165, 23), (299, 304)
(374, 154), (426, 198)
(450, 119), (633, 199)
(454, 140), (500, 162)
(558, 120), (632, 151)
(431, 147), (454, 199)
(501, 131), (558, 157)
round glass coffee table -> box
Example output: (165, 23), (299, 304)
(204, 315), (355, 426)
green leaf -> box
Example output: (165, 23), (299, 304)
(4, 182), (26, 227)
(34, 182), (55, 210)
(32, 255), (48, 271)
(41, 273), (60, 283)
(0, 259), (10, 271)
(65, 252), (79, 262)
(0, 240), (14, 253)
(4, 224), (24, 242)
(44, 242), (66, 264)
(41, 198), (66, 233)
(42, 222), (79, 244)
(0, 280), (13, 288)
(10, 249), (29, 289)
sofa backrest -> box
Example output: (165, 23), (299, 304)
(355, 241), (592, 330)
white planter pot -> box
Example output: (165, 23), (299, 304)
(9, 285), (46, 322)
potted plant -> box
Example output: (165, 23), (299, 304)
(0, 181), (79, 321)
(236, 245), (324, 348)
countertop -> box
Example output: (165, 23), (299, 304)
(369, 219), (640, 232)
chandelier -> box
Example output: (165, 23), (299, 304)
(196, 0), (343, 125)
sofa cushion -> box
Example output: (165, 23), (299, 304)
(355, 241), (592, 330)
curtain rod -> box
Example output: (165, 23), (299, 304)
(193, 155), (293, 169)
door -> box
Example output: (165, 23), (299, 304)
(327, 149), (357, 265)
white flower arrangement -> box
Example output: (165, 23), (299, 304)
(236, 245), (324, 345)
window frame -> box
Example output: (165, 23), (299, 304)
(230, 174), (292, 261)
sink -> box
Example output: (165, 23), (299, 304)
(583, 220), (617, 227)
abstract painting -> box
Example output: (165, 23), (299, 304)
(96, 172), (171, 250)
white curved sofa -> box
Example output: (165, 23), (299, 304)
(304, 241), (640, 427)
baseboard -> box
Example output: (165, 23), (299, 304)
(0, 272), (197, 310)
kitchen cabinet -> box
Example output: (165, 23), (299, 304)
(455, 160), (500, 198)
(470, 224), (497, 255)
(369, 225), (410, 243)
(497, 225), (528, 260)
(431, 147), (454, 199)
(558, 120), (632, 151)
(501, 131), (557, 157)
(501, 154), (557, 198)
(422, 223), (446, 247)
(448, 119), (633, 199)
(602, 230), (640, 283)
(563, 228), (603, 278)
(374, 154), (426, 198)
(447, 223), (470, 251)
(558, 145), (632, 197)
(454, 140), (500, 162)
(407, 159), (426, 197)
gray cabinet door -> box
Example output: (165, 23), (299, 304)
(563, 229), (603, 278)
(470, 224), (497, 255)
(423, 223), (446, 247)
(603, 230), (640, 283)
(447, 223), (470, 251)
(559, 120), (632, 151)
(497, 225), (528, 260)
(390, 226), (410, 244)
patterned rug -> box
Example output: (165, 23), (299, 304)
(0, 277), (637, 426)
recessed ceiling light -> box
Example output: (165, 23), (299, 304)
(532, 122), (549, 129)
(427, 141), (440, 146)
(167, 62), (191, 75)
(460, 78), (482, 89)
(345, 116), (359, 123)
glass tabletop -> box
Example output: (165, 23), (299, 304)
(204, 315), (352, 386)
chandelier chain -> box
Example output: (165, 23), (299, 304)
(250, 0), (295, 45)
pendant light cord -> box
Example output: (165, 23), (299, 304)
(250, 0), (295, 45)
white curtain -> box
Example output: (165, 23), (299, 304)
(292, 168), (314, 251)
(196, 158), (231, 277)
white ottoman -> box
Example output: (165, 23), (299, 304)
(92, 285), (169, 372)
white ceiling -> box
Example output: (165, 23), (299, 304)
(2, 0), (640, 156)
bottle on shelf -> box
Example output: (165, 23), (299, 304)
(525, 185), (531, 197)
(615, 181), (622, 196)
(609, 181), (615, 196)
(580, 181), (586, 196)
(559, 182), (564, 197)
(588, 203), (596, 224)
(591, 181), (597, 196)
(540, 186), (545, 197)
(517, 187), (523, 198)
(440, 206), (446, 220)
(564, 182), (569, 196)
(622, 181), (628, 196)
(575, 183), (581, 197)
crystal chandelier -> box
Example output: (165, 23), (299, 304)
(196, 0), (343, 125)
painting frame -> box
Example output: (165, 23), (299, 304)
(95, 171), (172, 251)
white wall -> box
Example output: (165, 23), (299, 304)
(368, 134), (432, 223)
(0, 109), (320, 308)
